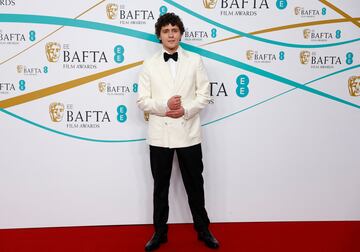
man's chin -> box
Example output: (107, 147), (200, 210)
(168, 44), (179, 50)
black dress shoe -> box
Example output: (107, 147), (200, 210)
(198, 230), (220, 249)
(145, 232), (168, 251)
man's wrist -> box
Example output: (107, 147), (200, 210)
(164, 101), (170, 112)
(183, 107), (188, 119)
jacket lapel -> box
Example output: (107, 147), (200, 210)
(173, 47), (190, 94)
(156, 51), (174, 90)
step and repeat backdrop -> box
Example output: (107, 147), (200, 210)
(0, 0), (359, 228)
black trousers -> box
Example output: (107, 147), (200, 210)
(149, 143), (210, 233)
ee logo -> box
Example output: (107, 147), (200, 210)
(236, 75), (249, 98)
(276, 0), (287, 10)
(346, 52), (353, 65)
(114, 45), (125, 63)
(117, 105), (127, 123)
(159, 6), (167, 15)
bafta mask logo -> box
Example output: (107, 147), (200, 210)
(98, 82), (106, 93)
(303, 29), (311, 39)
(144, 112), (149, 121)
(17, 65), (23, 73)
(49, 102), (65, 122)
(106, 3), (118, 19)
(203, 0), (218, 9)
(294, 7), (301, 15)
(246, 50), (254, 60)
(45, 42), (61, 62)
(300, 50), (310, 64)
(348, 76), (360, 97)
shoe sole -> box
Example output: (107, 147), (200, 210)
(198, 236), (219, 249)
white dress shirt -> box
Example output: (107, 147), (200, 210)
(163, 49), (178, 80)
(163, 49), (179, 112)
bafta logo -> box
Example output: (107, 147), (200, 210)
(98, 82), (106, 93)
(246, 50), (254, 60)
(303, 29), (311, 39)
(144, 112), (149, 121)
(348, 76), (360, 96)
(203, 0), (218, 9)
(17, 65), (23, 73)
(300, 50), (310, 64)
(45, 42), (61, 63)
(106, 3), (118, 19)
(294, 7), (301, 15)
(49, 102), (65, 122)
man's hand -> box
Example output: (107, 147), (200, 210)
(166, 107), (184, 118)
(167, 95), (182, 110)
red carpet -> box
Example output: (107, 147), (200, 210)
(0, 221), (359, 252)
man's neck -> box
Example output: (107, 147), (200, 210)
(163, 45), (179, 54)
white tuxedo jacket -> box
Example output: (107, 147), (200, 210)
(137, 47), (210, 148)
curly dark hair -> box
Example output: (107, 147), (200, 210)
(155, 12), (185, 42)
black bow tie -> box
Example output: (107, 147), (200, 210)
(163, 52), (178, 62)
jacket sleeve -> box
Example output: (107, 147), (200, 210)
(183, 56), (210, 120)
(136, 60), (168, 117)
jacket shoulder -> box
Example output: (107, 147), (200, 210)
(181, 49), (202, 66)
(144, 51), (162, 66)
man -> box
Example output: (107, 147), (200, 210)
(137, 13), (220, 251)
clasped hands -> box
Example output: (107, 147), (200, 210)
(166, 95), (184, 118)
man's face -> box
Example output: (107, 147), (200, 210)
(159, 24), (182, 53)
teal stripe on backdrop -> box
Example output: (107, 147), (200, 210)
(1, 14), (359, 141)
(181, 42), (360, 110)
(164, 0), (360, 48)
(203, 64), (360, 126)
(0, 108), (146, 143)
(0, 14), (359, 110)
(1, 63), (358, 140)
